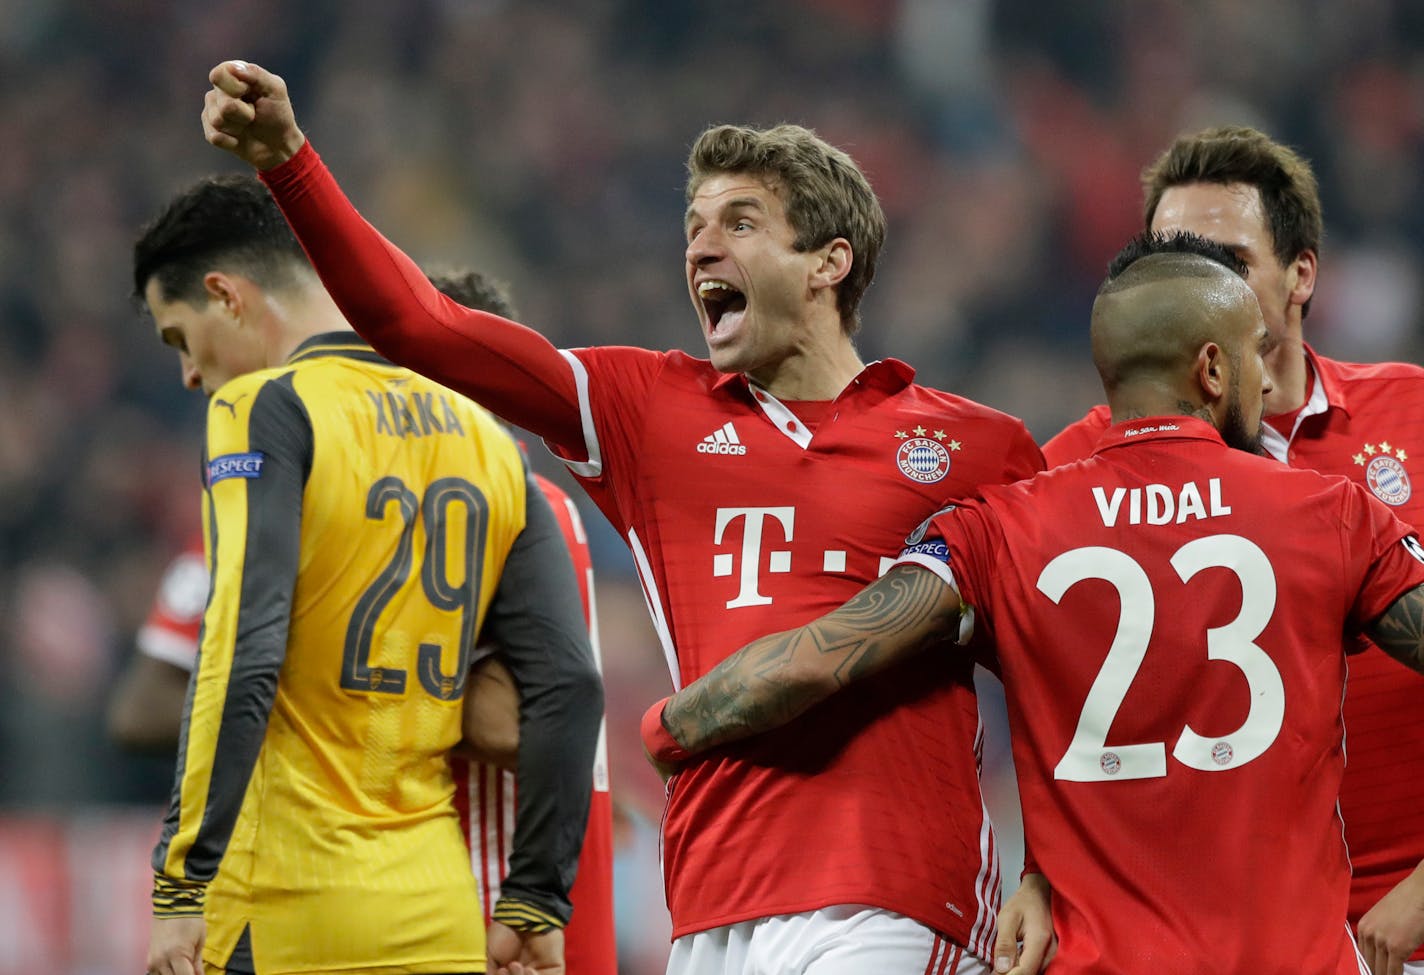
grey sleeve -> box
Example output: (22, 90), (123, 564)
(480, 471), (604, 924)
(153, 375), (311, 882)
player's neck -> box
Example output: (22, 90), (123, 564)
(268, 288), (357, 365)
(746, 330), (865, 401)
(1108, 379), (1214, 428)
(1262, 334), (1309, 417)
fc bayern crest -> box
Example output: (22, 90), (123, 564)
(1367, 454), (1412, 506)
(897, 437), (951, 484)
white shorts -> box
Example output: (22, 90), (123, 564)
(1405, 961), (1424, 975)
(667, 905), (989, 975)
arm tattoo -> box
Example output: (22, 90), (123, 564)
(661, 565), (962, 755)
(1367, 584), (1424, 674)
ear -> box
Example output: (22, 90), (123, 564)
(202, 271), (245, 322)
(1195, 340), (1229, 402)
(1287, 249), (1317, 312)
(809, 237), (853, 292)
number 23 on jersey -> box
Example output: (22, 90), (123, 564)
(1040, 534), (1283, 783)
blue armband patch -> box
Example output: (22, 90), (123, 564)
(899, 539), (950, 563)
(207, 452), (265, 485)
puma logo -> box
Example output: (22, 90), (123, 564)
(214, 394), (247, 417)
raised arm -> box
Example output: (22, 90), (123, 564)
(643, 564), (966, 765)
(1366, 583), (1424, 674)
(202, 60), (585, 449)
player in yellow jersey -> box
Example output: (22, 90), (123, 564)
(133, 174), (603, 975)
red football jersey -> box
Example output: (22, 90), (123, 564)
(1046, 349), (1424, 952)
(259, 143), (1044, 953)
(1040, 404), (1110, 470)
(899, 416), (1424, 974)
(136, 535), (208, 669)
(455, 475), (617, 975)
(547, 346), (1043, 950)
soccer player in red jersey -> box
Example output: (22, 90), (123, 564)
(111, 266), (618, 975)
(427, 270), (618, 975)
(1043, 127), (1424, 975)
(202, 59), (1049, 974)
(108, 535), (208, 750)
(643, 232), (1424, 975)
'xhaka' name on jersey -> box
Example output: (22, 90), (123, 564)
(366, 387), (468, 439)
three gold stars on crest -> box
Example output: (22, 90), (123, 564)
(1355, 441), (1408, 466)
(895, 426), (961, 451)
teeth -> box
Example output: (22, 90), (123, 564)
(698, 280), (735, 296)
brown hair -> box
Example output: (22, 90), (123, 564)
(1142, 126), (1322, 315)
(687, 124), (885, 334)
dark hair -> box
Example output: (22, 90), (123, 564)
(132, 174), (310, 306)
(424, 268), (518, 319)
(1107, 230), (1248, 284)
(1142, 126), (1321, 314)
(687, 123), (885, 334)
(1093, 231), (1256, 396)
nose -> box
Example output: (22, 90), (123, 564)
(685, 225), (723, 268)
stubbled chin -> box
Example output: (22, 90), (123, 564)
(706, 332), (747, 373)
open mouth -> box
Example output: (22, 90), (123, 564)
(697, 279), (747, 334)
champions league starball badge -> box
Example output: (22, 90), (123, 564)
(1355, 441), (1412, 507)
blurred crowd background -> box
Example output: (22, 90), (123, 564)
(3, 0), (1424, 971)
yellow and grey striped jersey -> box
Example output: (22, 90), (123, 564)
(151, 333), (598, 975)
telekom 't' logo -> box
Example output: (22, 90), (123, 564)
(713, 507), (795, 608)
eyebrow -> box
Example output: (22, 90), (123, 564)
(684, 196), (769, 229)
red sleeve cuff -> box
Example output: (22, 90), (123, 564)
(259, 138), (321, 191)
(640, 697), (690, 764)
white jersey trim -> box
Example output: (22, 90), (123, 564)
(1260, 356), (1327, 462)
(549, 349), (604, 478)
(470, 763), (515, 919)
(585, 564), (611, 792)
(136, 626), (198, 673)
(967, 710), (1001, 961)
(1350, 921), (1372, 975)
(628, 527), (681, 690)
(748, 382), (814, 449)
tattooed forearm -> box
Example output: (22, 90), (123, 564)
(661, 565), (963, 755)
(1368, 584), (1424, 674)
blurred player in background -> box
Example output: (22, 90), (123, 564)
(201, 59), (1049, 975)
(111, 265), (618, 974)
(428, 269), (618, 975)
(1044, 126), (1424, 975)
(108, 532), (206, 751)
(133, 175), (601, 975)
(644, 233), (1424, 975)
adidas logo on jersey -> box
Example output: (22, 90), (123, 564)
(697, 422), (747, 455)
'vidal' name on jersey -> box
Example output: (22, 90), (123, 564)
(1092, 478), (1231, 526)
